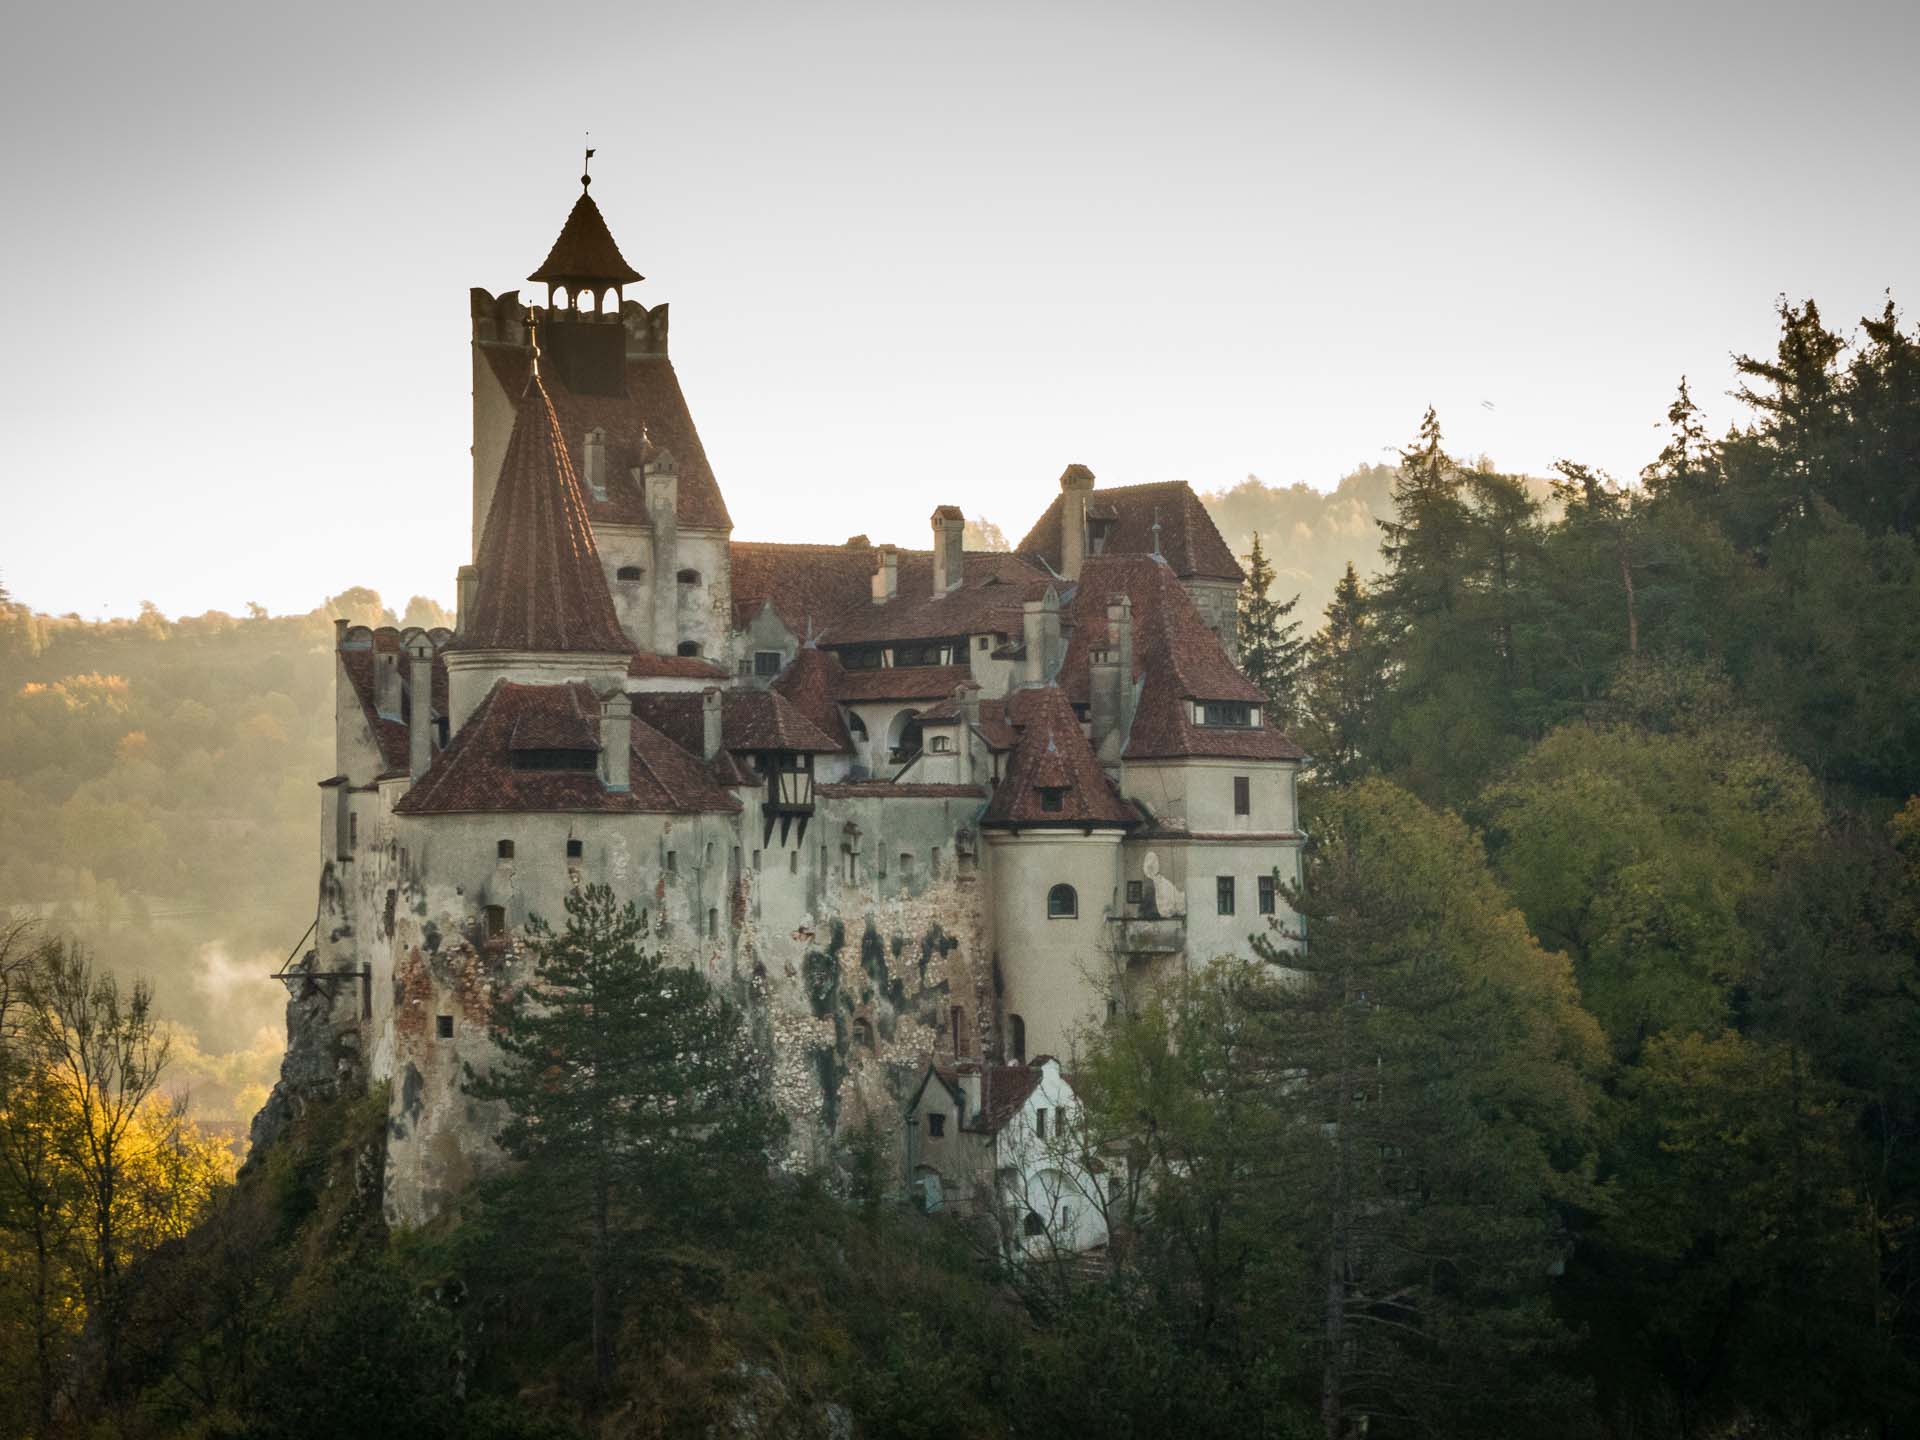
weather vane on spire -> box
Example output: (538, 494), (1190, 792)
(582, 135), (595, 189)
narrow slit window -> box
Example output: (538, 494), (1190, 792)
(435, 1014), (453, 1039)
(1217, 876), (1236, 916)
(566, 838), (583, 859)
(1233, 776), (1251, 816)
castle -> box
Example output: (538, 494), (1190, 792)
(263, 167), (1305, 1229)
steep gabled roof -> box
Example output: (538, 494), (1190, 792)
(832, 664), (975, 703)
(728, 541), (880, 639)
(451, 370), (632, 657)
(769, 647), (853, 751)
(1059, 555), (1304, 763)
(528, 188), (643, 286)
(395, 681), (741, 816)
(981, 686), (1135, 829)
(482, 347), (732, 531)
(338, 630), (447, 774)
(1018, 479), (1243, 583)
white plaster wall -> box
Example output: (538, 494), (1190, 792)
(985, 831), (1124, 1064)
(1124, 757), (1298, 834)
(443, 651), (630, 733)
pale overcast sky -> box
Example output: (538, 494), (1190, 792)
(1, 0), (1915, 618)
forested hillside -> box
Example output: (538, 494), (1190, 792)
(2, 293), (1918, 1437)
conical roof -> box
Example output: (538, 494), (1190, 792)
(529, 186), (643, 286)
(453, 370), (632, 656)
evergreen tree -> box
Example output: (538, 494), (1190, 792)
(464, 884), (784, 1391)
(1297, 563), (1383, 784)
(1234, 532), (1304, 725)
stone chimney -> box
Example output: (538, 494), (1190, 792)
(1021, 588), (1062, 686)
(1089, 596), (1133, 760)
(600, 692), (632, 793)
(406, 638), (435, 781)
(871, 545), (899, 605)
(375, 646), (404, 720)
(1058, 464), (1096, 582)
(645, 450), (680, 655)
(582, 427), (608, 500)
(931, 506), (965, 595)
(957, 684), (979, 785)
(702, 687), (724, 760)
(455, 566), (478, 636)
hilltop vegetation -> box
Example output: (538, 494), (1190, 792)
(2, 292), (1919, 1436)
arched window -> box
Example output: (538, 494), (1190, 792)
(616, 565), (643, 583)
(676, 568), (701, 585)
(578, 288), (597, 313)
(929, 734), (952, 753)
(1008, 1014), (1026, 1063)
(677, 641), (702, 657)
(1047, 883), (1078, 919)
(1022, 1211), (1046, 1238)
(554, 286), (570, 310)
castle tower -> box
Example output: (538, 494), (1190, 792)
(443, 324), (633, 730)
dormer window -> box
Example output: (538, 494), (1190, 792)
(929, 734), (953, 753)
(1039, 787), (1066, 813)
(616, 565), (644, 583)
(1197, 701), (1259, 728)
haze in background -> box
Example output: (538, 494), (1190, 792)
(0, 0), (1914, 620)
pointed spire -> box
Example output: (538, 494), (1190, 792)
(529, 161), (643, 288)
(453, 360), (632, 656)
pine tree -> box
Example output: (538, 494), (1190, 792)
(464, 884), (784, 1391)
(1234, 532), (1304, 725)
(1297, 563), (1383, 784)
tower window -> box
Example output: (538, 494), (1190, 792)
(1259, 874), (1277, 915)
(1047, 883), (1078, 919)
(497, 838), (514, 860)
(951, 1005), (968, 1054)
(436, 1014), (454, 1039)
(567, 838), (583, 859)
(754, 650), (783, 678)
(1217, 876), (1236, 916)
(676, 568), (701, 585)
(1234, 776), (1251, 816)
(1039, 788), (1065, 812)
(616, 565), (643, 582)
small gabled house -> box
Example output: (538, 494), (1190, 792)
(904, 1056), (1111, 1257)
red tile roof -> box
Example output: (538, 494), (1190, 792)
(451, 369), (632, 657)
(628, 651), (731, 680)
(482, 348), (732, 531)
(769, 647), (853, 751)
(729, 541), (879, 639)
(1060, 556), (1304, 763)
(974, 1065), (1045, 1134)
(629, 689), (842, 756)
(395, 681), (740, 816)
(821, 552), (1054, 645)
(981, 687), (1135, 829)
(528, 187), (643, 286)
(1018, 479), (1244, 583)
(832, 664), (975, 703)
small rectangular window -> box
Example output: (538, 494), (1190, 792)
(666, 850), (677, 872)
(1259, 874), (1276, 915)
(349, 813), (358, 850)
(754, 650), (783, 677)
(753, 849), (763, 871)
(1217, 875), (1236, 916)
(1126, 879), (1143, 905)
(707, 907), (718, 937)
(435, 1014), (453, 1039)
(792, 850), (801, 875)
(928, 1112), (946, 1138)
(1039, 788), (1065, 812)
(1234, 776), (1251, 816)
(930, 846), (940, 872)
(483, 905), (506, 939)
(497, 838), (514, 860)
(566, 838), (583, 859)
(732, 846), (741, 872)
(1034, 1108), (1047, 1139)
